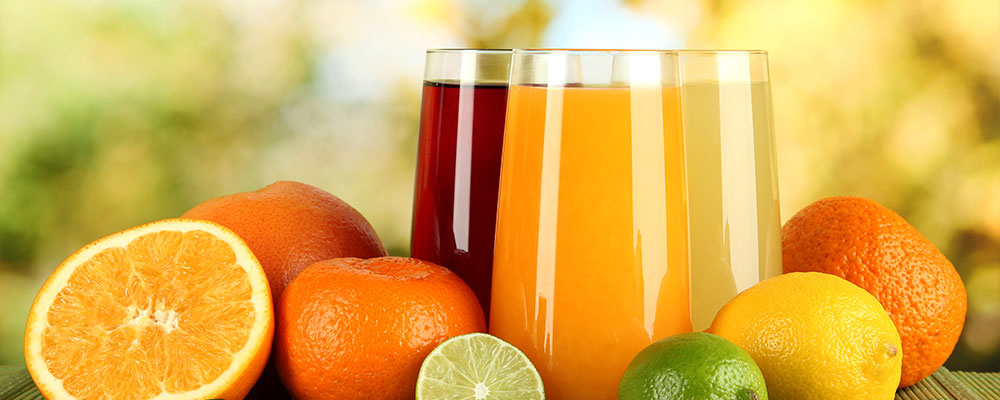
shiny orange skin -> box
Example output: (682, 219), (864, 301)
(182, 181), (387, 300)
(782, 196), (967, 388)
(274, 257), (486, 400)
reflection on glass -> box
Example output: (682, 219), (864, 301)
(678, 51), (782, 331)
(490, 49), (691, 399)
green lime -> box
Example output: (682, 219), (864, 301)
(618, 332), (768, 400)
(416, 333), (544, 400)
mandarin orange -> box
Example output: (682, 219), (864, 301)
(781, 196), (967, 387)
(274, 257), (485, 400)
(181, 180), (387, 300)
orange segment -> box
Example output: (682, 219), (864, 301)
(24, 219), (273, 400)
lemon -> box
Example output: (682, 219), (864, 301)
(709, 272), (902, 400)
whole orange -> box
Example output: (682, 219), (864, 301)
(274, 257), (486, 400)
(781, 196), (967, 388)
(182, 180), (387, 300)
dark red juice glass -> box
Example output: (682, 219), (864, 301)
(411, 49), (511, 320)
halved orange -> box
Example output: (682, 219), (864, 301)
(24, 219), (274, 400)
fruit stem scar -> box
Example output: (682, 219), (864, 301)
(886, 343), (898, 357)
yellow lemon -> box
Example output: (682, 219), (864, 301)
(709, 272), (902, 400)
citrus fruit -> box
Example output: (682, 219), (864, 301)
(24, 219), (274, 399)
(709, 272), (902, 400)
(618, 332), (767, 400)
(181, 180), (387, 300)
(781, 196), (967, 387)
(416, 333), (544, 400)
(274, 257), (486, 400)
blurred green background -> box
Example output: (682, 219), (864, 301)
(1, 0), (997, 371)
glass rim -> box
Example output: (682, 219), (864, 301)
(512, 49), (767, 55)
(514, 48), (676, 55)
(426, 48), (513, 54)
(678, 49), (768, 55)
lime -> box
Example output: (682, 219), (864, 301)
(416, 333), (544, 400)
(618, 332), (767, 400)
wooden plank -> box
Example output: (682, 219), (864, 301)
(1, 363), (996, 399)
(0, 366), (43, 400)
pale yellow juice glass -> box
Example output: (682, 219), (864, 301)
(490, 49), (692, 400)
(678, 51), (782, 331)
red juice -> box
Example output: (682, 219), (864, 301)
(411, 81), (508, 320)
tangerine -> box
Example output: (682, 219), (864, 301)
(274, 257), (486, 400)
(781, 196), (967, 387)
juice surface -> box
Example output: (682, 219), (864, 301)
(681, 81), (782, 331)
(490, 84), (691, 400)
(411, 81), (508, 320)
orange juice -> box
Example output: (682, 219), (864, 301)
(490, 84), (691, 399)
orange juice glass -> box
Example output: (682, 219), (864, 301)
(490, 50), (691, 399)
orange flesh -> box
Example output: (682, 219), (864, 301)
(40, 230), (254, 399)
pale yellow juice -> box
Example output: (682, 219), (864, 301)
(490, 84), (691, 400)
(681, 81), (782, 330)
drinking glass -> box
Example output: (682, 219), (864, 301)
(678, 51), (782, 331)
(490, 49), (691, 399)
(411, 49), (512, 320)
